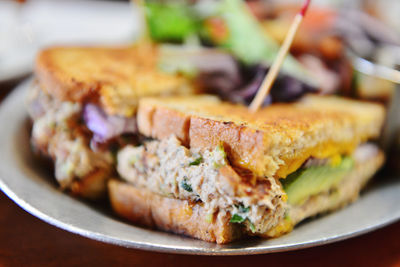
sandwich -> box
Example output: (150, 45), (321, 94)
(27, 44), (198, 199)
(26, 41), (313, 200)
(109, 95), (385, 243)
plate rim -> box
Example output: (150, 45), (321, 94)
(2, 180), (399, 256)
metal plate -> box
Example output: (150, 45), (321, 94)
(1, 80), (400, 255)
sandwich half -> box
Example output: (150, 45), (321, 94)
(27, 44), (197, 199)
(110, 95), (385, 243)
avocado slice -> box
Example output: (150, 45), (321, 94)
(281, 157), (354, 206)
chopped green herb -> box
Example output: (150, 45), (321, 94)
(180, 179), (193, 192)
(189, 156), (203, 166)
(216, 144), (227, 158)
(241, 207), (250, 213)
(249, 222), (256, 233)
(212, 144), (227, 169)
(230, 206), (255, 232)
(284, 212), (291, 221)
(236, 204), (249, 213)
(230, 214), (245, 223)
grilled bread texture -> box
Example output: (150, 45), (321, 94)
(35, 44), (197, 117)
(138, 95), (385, 178)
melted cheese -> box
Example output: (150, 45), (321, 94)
(276, 141), (358, 179)
(264, 216), (294, 238)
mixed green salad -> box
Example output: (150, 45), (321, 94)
(141, 0), (320, 105)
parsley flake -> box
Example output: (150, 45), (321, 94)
(249, 222), (256, 233)
(189, 157), (203, 166)
(230, 214), (245, 223)
(180, 179), (193, 192)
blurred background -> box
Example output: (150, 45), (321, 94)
(0, 0), (140, 82)
(1, 0), (399, 89)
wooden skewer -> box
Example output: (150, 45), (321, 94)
(249, 0), (311, 112)
(134, 0), (151, 42)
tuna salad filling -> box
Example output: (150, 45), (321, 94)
(27, 83), (138, 198)
(117, 136), (381, 235)
(117, 136), (287, 234)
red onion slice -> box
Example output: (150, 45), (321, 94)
(83, 103), (137, 144)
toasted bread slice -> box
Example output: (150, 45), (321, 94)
(35, 44), (197, 116)
(138, 95), (385, 178)
(108, 180), (242, 244)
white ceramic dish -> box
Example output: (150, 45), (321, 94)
(1, 80), (400, 255)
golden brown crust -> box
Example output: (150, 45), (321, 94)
(137, 95), (220, 144)
(35, 45), (197, 116)
(150, 106), (191, 147)
(137, 95), (385, 178)
(189, 116), (266, 176)
(108, 180), (242, 244)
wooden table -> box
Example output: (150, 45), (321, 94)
(1, 80), (400, 267)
